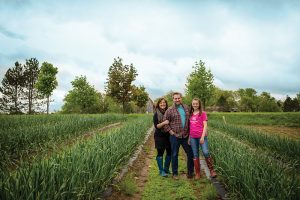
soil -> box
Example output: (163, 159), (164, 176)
(106, 132), (155, 200)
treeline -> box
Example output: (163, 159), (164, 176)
(1, 58), (299, 114)
(0, 57), (149, 114)
(161, 60), (300, 112)
(0, 58), (58, 114)
(61, 57), (149, 114)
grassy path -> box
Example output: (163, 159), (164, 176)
(107, 132), (218, 200)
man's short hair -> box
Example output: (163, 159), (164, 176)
(172, 92), (182, 97)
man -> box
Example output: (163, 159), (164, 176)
(163, 92), (194, 179)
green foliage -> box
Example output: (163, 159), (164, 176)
(0, 113), (127, 170)
(209, 120), (300, 161)
(209, 112), (300, 127)
(0, 62), (25, 114)
(283, 95), (299, 112)
(0, 58), (46, 114)
(62, 76), (101, 114)
(105, 57), (138, 113)
(0, 115), (152, 199)
(132, 85), (149, 112)
(23, 58), (43, 114)
(257, 92), (281, 112)
(237, 88), (258, 112)
(35, 62), (58, 114)
(185, 60), (215, 108)
(209, 129), (300, 199)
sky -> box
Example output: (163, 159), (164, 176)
(1, 0), (300, 111)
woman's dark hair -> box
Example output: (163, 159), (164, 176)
(190, 98), (202, 115)
(156, 97), (168, 111)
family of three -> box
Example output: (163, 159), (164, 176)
(153, 92), (217, 180)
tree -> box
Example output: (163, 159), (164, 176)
(237, 88), (258, 112)
(23, 58), (43, 114)
(105, 57), (138, 113)
(185, 60), (214, 109)
(257, 92), (281, 112)
(62, 76), (101, 114)
(132, 85), (149, 112)
(35, 62), (58, 114)
(283, 96), (293, 112)
(292, 97), (299, 112)
(0, 62), (25, 114)
(213, 88), (238, 112)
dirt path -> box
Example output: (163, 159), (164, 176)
(106, 132), (155, 200)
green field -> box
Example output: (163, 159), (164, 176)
(208, 112), (300, 199)
(208, 112), (300, 127)
(1, 112), (299, 199)
(0, 114), (152, 199)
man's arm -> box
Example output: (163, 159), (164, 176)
(163, 110), (175, 135)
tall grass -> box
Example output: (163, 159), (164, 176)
(209, 129), (300, 200)
(0, 115), (152, 200)
(0, 114), (127, 170)
(209, 120), (300, 161)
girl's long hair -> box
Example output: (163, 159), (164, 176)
(190, 98), (202, 115)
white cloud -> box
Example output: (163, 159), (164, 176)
(0, 0), (299, 111)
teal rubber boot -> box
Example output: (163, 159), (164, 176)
(156, 156), (167, 177)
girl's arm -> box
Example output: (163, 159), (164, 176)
(200, 121), (207, 144)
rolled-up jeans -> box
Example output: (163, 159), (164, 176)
(169, 135), (194, 175)
(190, 136), (210, 158)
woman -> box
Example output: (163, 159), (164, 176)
(189, 98), (217, 179)
(153, 97), (171, 177)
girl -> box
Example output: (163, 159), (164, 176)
(189, 98), (217, 179)
(153, 98), (171, 177)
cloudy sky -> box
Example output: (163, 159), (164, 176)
(1, 0), (300, 111)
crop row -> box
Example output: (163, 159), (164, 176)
(0, 114), (127, 170)
(209, 129), (300, 199)
(208, 112), (300, 127)
(0, 115), (152, 200)
(209, 120), (300, 162)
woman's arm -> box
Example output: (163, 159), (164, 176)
(153, 112), (169, 129)
(156, 120), (169, 129)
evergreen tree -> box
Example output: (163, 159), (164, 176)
(283, 96), (293, 112)
(23, 58), (43, 114)
(292, 97), (299, 112)
(0, 62), (25, 114)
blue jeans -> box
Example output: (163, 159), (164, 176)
(170, 135), (194, 175)
(190, 136), (210, 158)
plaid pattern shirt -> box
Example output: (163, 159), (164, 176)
(163, 104), (190, 138)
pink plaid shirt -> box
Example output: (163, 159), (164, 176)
(163, 104), (190, 138)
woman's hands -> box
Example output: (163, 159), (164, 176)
(163, 120), (169, 125)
